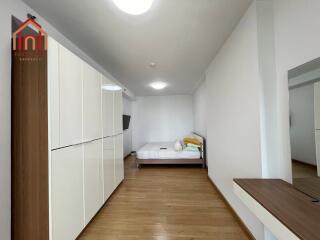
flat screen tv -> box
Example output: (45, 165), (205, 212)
(123, 115), (131, 130)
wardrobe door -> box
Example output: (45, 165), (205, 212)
(59, 45), (82, 147)
(83, 63), (102, 141)
(51, 145), (84, 240)
(84, 139), (103, 224)
(114, 91), (123, 135)
(315, 82), (320, 130)
(316, 130), (320, 177)
(102, 76), (114, 137)
(48, 37), (60, 149)
(103, 137), (115, 201)
(114, 134), (124, 186)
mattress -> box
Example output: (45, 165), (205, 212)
(137, 142), (201, 160)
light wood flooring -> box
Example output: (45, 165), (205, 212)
(79, 156), (251, 240)
(292, 160), (320, 200)
(292, 160), (317, 179)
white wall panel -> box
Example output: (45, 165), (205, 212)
(132, 95), (193, 150)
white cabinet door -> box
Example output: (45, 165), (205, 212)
(315, 130), (320, 177)
(114, 134), (124, 186)
(59, 45), (82, 147)
(103, 137), (115, 201)
(48, 37), (60, 149)
(314, 82), (320, 130)
(84, 139), (103, 224)
(114, 91), (123, 135)
(83, 64), (102, 141)
(51, 145), (84, 240)
(102, 76), (114, 137)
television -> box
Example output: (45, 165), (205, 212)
(123, 115), (131, 130)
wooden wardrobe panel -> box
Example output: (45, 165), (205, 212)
(12, 48), (49, 240)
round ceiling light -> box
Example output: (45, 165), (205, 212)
(149, 81), (167, 90)
(102, 84), (122, 91)
(112, 0), (154, 15)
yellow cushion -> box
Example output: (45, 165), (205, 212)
(183, 137), (201, 146)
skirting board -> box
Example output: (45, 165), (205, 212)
(207, 176), (255, 240)
(292, 159), (317, 168)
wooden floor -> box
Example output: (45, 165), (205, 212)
(79, 156), (250, 240)
(292, 160), (317, 179)
(292, 160), (320, 200)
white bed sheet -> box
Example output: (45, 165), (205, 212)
(137, 142), (201, 160)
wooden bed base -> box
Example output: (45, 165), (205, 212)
(136, 158), (206, 168)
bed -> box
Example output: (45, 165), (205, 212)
(136, 133), (206, 168)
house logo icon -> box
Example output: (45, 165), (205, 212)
(13, 17), (47, 51)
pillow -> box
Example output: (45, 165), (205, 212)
(184, 146), (199, 152)
(174, 140), (183, 152)
(183, 137), (201, 146)
(187, 143), (200, 148)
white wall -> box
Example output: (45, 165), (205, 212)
(0, 0), (131, 239)
(132, 95), (193, 150)
(273, 0), (320, 182)
(193, 80), (207, 137)
(123, 97), (132, 157)
(202, 1), (320, 239)
(289, 84), (316, 165)
(205, 2), (265, 239)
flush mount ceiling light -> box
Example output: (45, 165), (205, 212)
(112, 0), (154, 15)
(102, 84), (122, 91)
(149, 81), (167, 90)
(149, 62), (157, 68)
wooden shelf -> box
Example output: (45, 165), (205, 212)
(234, 179), (320, 240)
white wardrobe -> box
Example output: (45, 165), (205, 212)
(49, 37), (124, 240)
(314, 82), (320, 176)
(12, 33), (125, 239)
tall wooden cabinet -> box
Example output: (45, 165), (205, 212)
(12, 37), (124, 240)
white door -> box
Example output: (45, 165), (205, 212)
(48, 37), (60, 149)
(83, 63), (102, 141)
(315, 130), (320, 177)
(59, 45), (82, 147)
(103, 137), (115, 201)
(102, 76), (114, 137)
(315, 82), (320, 130)
(114, 134), (124, 186)
(113, 91), (123, 135)
(84, 139), (103, 224)
(51, 145), (84, 240)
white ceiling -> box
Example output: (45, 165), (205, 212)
(23, 0), (252, 96)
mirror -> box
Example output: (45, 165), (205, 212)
(289, 57), (320, 200)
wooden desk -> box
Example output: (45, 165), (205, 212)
(234, 179), (320, 240)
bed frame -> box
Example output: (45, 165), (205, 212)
(136, 133), (206, 168)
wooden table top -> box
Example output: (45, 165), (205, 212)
(234, 179), (320, 240)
